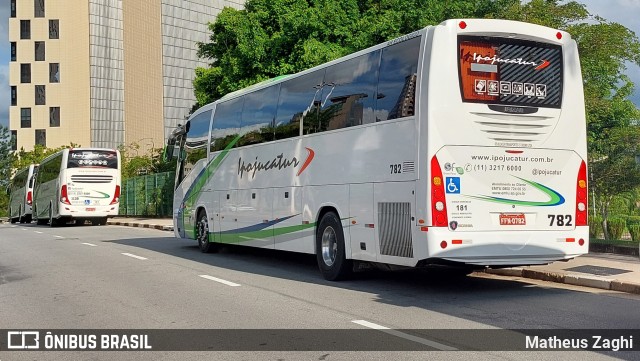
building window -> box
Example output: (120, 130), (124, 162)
(50, 107), (60, 127)
(35, 129), (46, 146)
(35, 41), (45, 61)
(10, 130), (17, 151)
(20, 64), (30, 83)
(11, 86), (17, 106)
(34, 0), (45, 17)
(49, 20), (59, 39)
(35, 85), (46, 105)
(20, 20), (30, 39)
(11, 42), (16, 62)
(11, 0), (16, 17)
(21, 108), (31, 128)
(49, 63), (59, 83)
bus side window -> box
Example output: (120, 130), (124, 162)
(275, 69), (325, 137)
(376, 36), (421, 121)
(210, 97), (243, 152)
(184, 109), (211, 175)
(240, 85), (280, 146)
(319, 51), (380, 132)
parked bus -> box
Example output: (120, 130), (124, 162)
(33, 148), (121, 226)
(165, 19), (588, 280)
(8, 164), (39, 223)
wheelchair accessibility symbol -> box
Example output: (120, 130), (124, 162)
(446, 177), (460, 194)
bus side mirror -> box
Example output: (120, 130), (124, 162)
(162, 145), (175, 162)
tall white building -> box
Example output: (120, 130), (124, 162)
(9, 0), (245, 152)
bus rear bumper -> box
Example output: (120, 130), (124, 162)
(423, 226), (589, 267)
(59, 205), (119, 218)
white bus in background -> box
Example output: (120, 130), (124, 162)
(8, 164), (39, 223)
(166, 19), (588, 280)
(33, 148), (121, 226)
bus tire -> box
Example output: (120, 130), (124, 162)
(316, 211), (352, 281)
(196, 210), (218, 253)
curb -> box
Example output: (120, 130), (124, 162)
(107, 221), (173, 232)
(484, 268), (640, 295)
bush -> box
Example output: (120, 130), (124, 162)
(589, 216), (603, 238)
(607, 217), (627, 240)
(627, 216), (640, 226)
(628, 224), (640, 242)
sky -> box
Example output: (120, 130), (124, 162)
(0, 1), (639, 128)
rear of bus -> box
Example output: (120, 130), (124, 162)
(61, 148), (121, 221)
(424, 19), (588, 266)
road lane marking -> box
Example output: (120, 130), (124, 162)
(54, 235), (64, 238)
(199, 275), (241, 287)
(81, 243), (97, 247)
(34, 231), (43, 234)
(351, 320), (457, 351)
(122, 253), (147, 260)
(21, 228), (28, 231)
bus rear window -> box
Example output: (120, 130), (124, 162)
(68, 150), (118, 169)
(458, 36), (562, 108)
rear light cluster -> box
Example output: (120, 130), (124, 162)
(431, 156), (448, 227)
(575, 161), (588, 226)
(60, 185), (71, 205)
(26, 191), (32, 205)
(110, 185), (120, 205)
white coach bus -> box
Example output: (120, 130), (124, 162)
(165, 19), (588, 280)
(33, 148), (121, 226)
(8, 164), (38, 223)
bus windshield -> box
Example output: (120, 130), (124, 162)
(458, 35), (563, 108)
(67, 150), (118, 169)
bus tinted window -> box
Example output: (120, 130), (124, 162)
(211, 97), (243, 152)
(186, 109), (211, 161)
(68, 150), (118, 169)
(458, 36), (562, 108)
(318, 51), (380, 132)
(239, 85), (280, 146)
(39, 153), (62, 183)
(276, 70), (325, 137)
(376, 36), (420, 121)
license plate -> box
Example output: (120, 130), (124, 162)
(86, 207), (96, 211)
(500, 213), (526, 225)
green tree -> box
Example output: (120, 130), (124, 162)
(193, 0), (514, 107)
(0, 125), (15, 217)
(11, 144), (73, 170)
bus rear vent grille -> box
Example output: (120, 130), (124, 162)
(70, 175), (113, 184)
(378, 202), (413, 258)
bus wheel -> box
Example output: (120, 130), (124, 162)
(196, 210), (218, 253)
(316, 212), (352, 281)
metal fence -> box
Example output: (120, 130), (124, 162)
(120, 171), (174, 217)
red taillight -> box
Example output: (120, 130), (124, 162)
(575, 160), (587, 226)
(110, 185), (120, 205)
(431, 156), (449, 227)
(60, 185), (71, 205)
(459, 21), (467, 29)
(27, 191), (32, 205)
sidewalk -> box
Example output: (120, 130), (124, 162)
(106, 217), (640, 295)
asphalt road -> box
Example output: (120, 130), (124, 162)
(1, 223), (639, 361)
